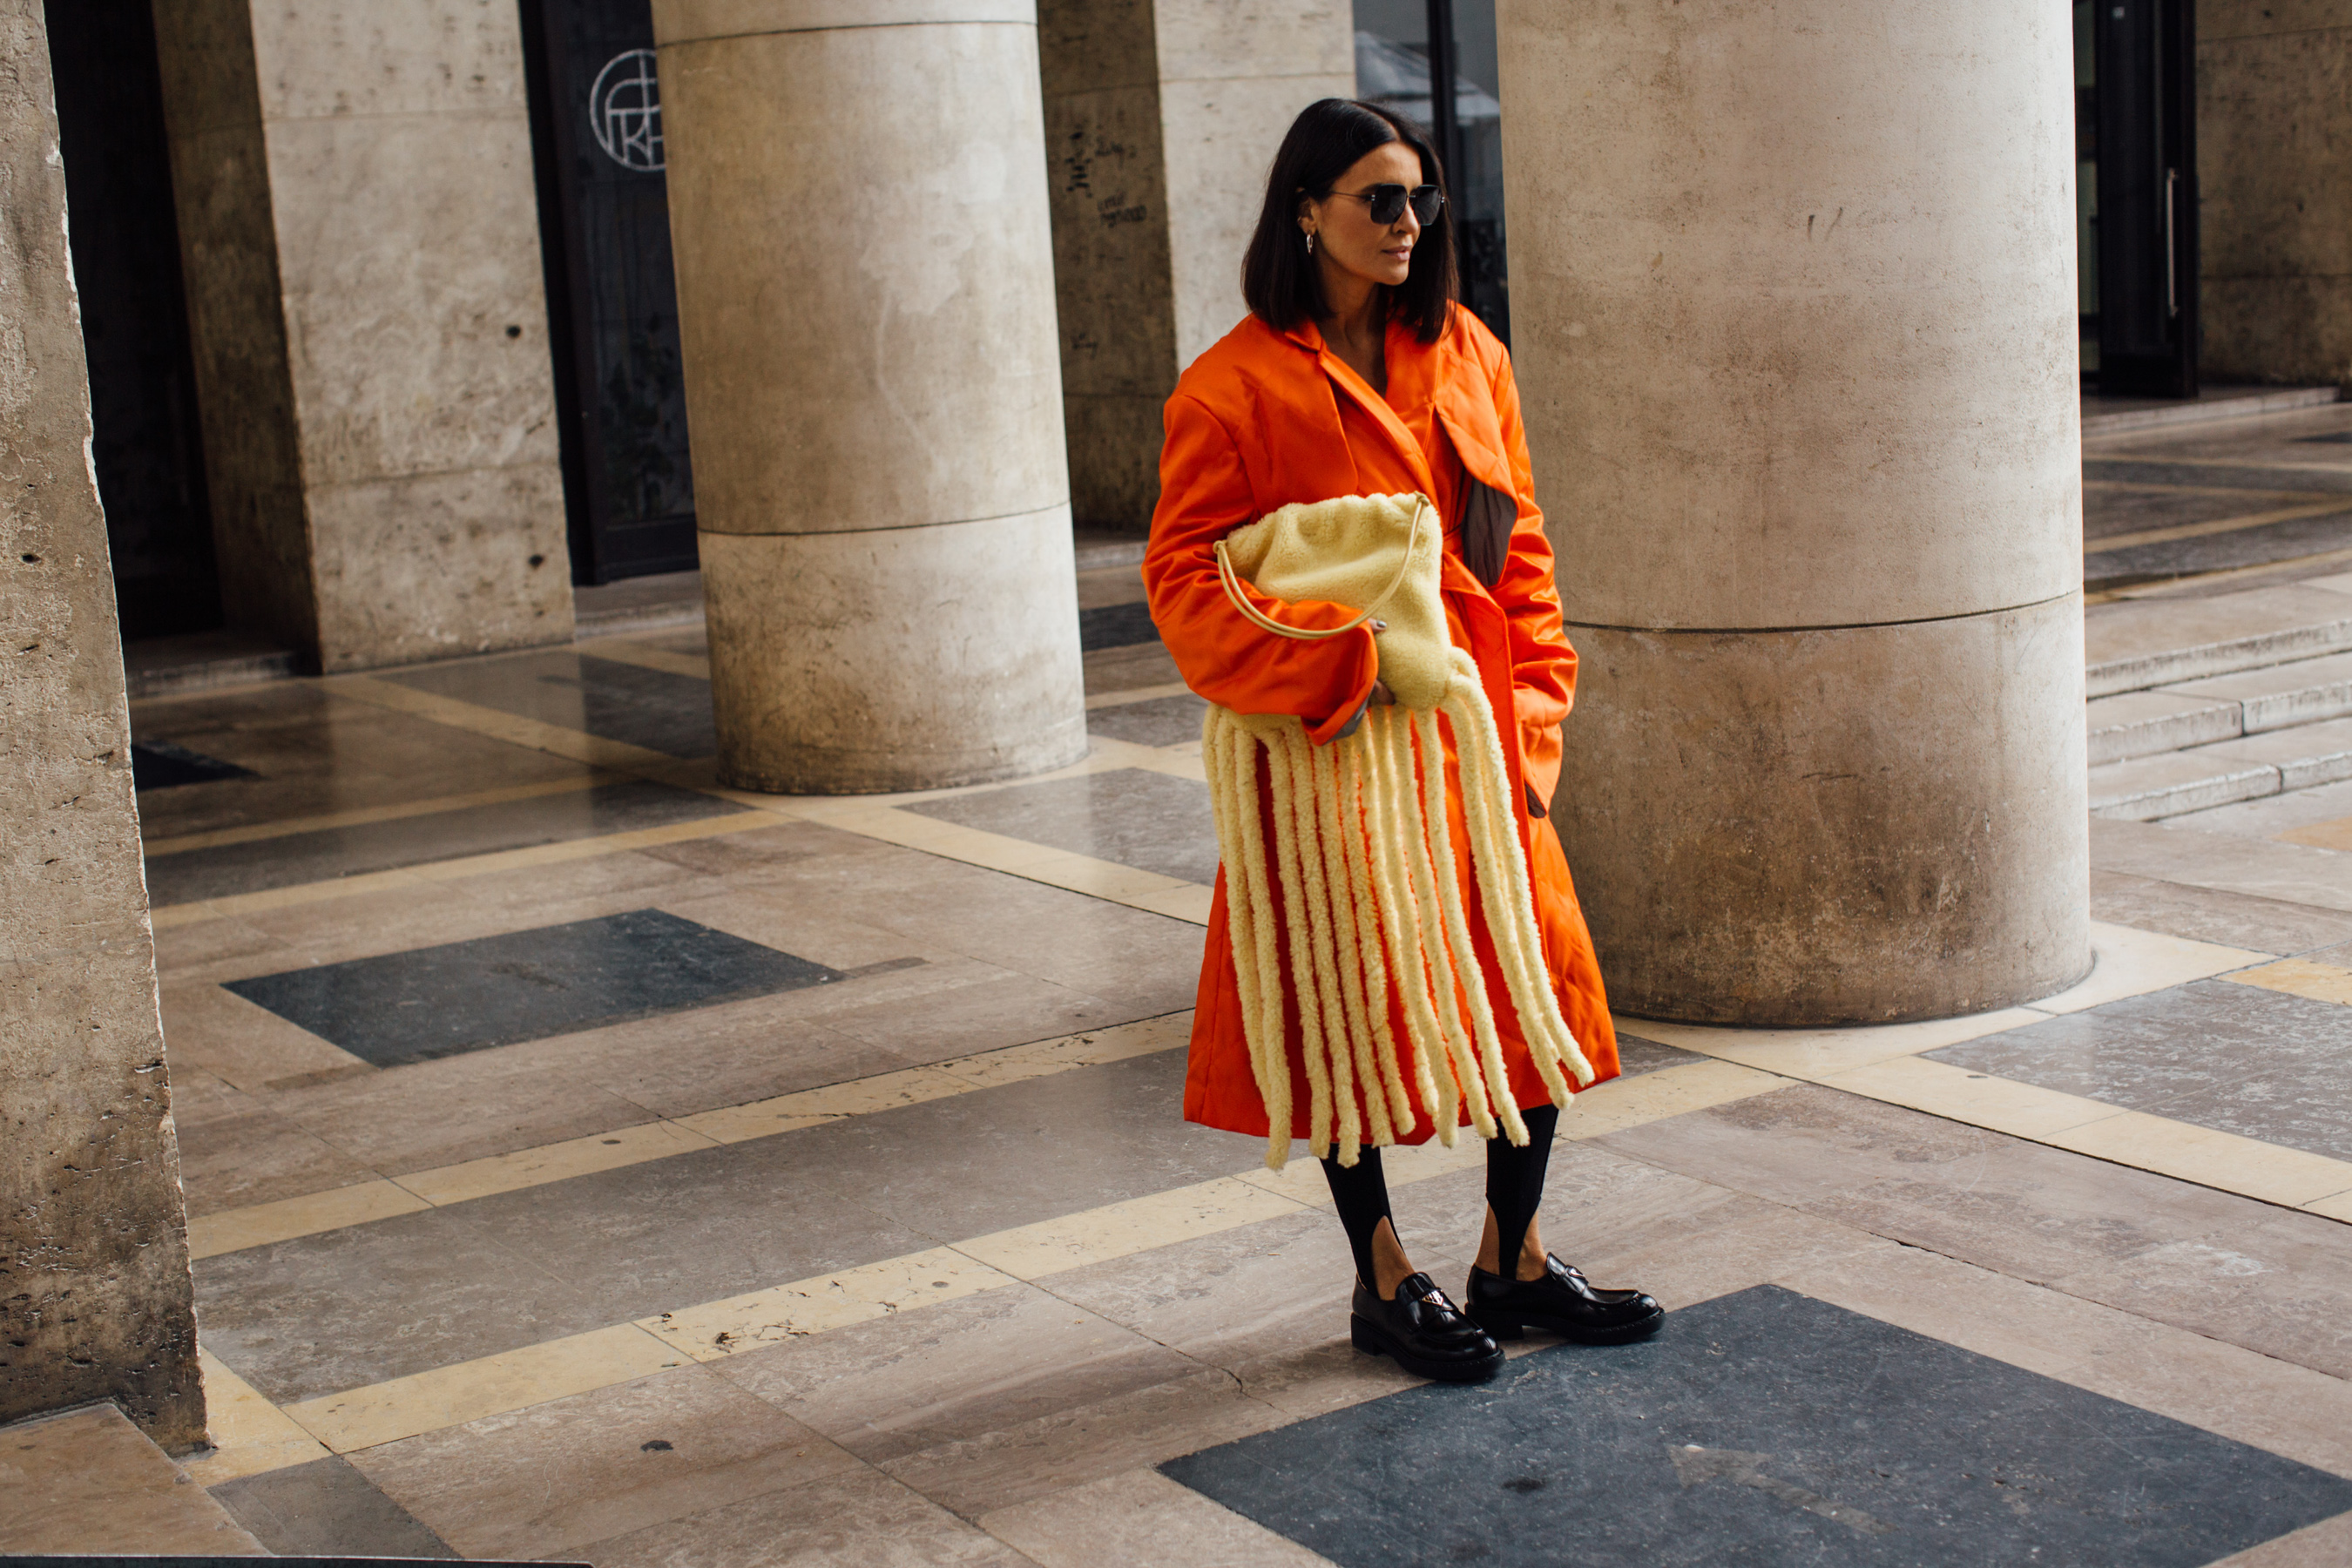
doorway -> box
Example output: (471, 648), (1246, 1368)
(43, 0), (220, 643)
(2077, 0), (2198, 396)
(1353, 0), (1510, 343)
(519, 0), (699, 585)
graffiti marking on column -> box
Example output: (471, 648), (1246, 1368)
(591, 48), (664, 172)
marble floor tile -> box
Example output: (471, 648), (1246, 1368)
(1780, 1240), (2352, 1479)
(150, 914), (300, 983)
(132, 684), (590, 842)
(224, 882), (515, 973)
(193, 1206), (611, 1405)
(1085, 640), (1185, 697)
(2167, 776), (2352, 840)
(387, 650), (718, 759)
(579, 1462), (1032, 1568)
(147, 780), (740, 904)
(172, 1084), (379, 1219)
(1596, 1085), (2260, 1287)
(1084, 693), (1209, 748)
(260, 1040), (672, 1173)
(207, 1453), (456, 1559)
(1928, 979), (2352, 1161)
(981, 1468), (1335, 1568)
(2089, 868), (2352, 955)
(349, 1365), (864, 1561)
(2092, 816), (2352, 916)
(713, 1283), (1200, 1465)
(905, 769), (1219, 887)
(133, 736), (253, 788)
(1160, 1284), (2352, 1568)
(0, 1404), (266, 1557)
(808, 970), (1146, 1061)
(226, 909), (843, 1065)
(159, 982), (368, 1091)
(654, 885), (931, 974)
(880, 1365), (1289, 1519)
(1078, 600), (1159, 652)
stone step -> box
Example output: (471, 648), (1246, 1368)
(2085, 575), (2352, 697)
(2079, 382), (2340, 436)
(2089, 715), (2352, 821)
(2085, 647), (2352, 765)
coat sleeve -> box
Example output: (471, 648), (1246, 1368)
(1143, 391), (1380, 744)
(1484, 347), (1579, 814)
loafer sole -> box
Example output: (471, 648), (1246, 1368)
(1349, 1314), (1504, 1382)
(1470, 1304), (1666, 1346)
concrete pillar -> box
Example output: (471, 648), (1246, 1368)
(2200, 1), (2352, 384)
(1500, 1), (2092, 1025)
(1, 1), (204, 1448)
(151, 0), (573, 672)
(1038, 0), (1355, 532)
(653, 1), (1087, 794)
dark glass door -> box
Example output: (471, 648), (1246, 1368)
(2088, 0), (2196, 395)
(44, 0), (220, 642)
(1354, 0), (1509, 342)
(520, 0), (698, 584)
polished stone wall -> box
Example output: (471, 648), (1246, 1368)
(152, 0), (573, 672)
(1503, 0), (2092, 1024)
(2200, 0), (2352, 385)
(0, 1), (204, 1449)
(1038, 0), (1354, 533)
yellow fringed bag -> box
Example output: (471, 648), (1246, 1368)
(1201, 493), (1596, 1172)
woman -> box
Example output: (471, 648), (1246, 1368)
(1143, 99), (1662, 1383)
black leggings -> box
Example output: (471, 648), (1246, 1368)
(1319, 1103), (1560, 1292)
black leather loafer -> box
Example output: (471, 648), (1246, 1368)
(1465, 1255), (1664, 1344)
(1350, 1272), (1505, 1383)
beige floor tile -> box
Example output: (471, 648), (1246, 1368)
(653, 885), (929, 971)
(226, 882), (504, 974)
(159, 983), (368, 1091)
(677, 1067), (975, 1144)
(640, 1248), (1019, 1362)
(349, 1366), (863, 1561)
(580, 1463), (1031, 1568)
(982, 1468), (1336, 1567)
(186, 1179), (428, 1260)
(2050, 1111), (2352, 1207)
(878, 1366), (1288, 1519)
(0, 1404), (267, 1556)
(2023, 921), (2272, 1013)
(1811, 1054), (2123, 1141)
(149, 914), (299, 983)
(713, 1285), (1200, 1465)
(936, 1011), (1191, 1089)
(285, 1323), (681, 1454)
(398, 1118), (720, 1206)
(182, 1349), (334, 1484)
(957, 1176), (1310, 1281)
(2228, 955), (2352, 1006)
(1617, 1007), (2043, 1078)
(2304, 1188), (2352, 1222)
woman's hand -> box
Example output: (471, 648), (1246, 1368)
(1368, 679), (1396, 706)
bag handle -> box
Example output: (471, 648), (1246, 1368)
(1213, 495), (1430, 642)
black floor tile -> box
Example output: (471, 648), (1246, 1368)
(131, 739), (254, 790)
(1926, 979), (2352, 1161)
(902, 767), (1219, 885)
(386, 652), (716, 757)
(1087, 692), (1208, 747)
(207, 1456), (456, 1559)
(224, 909), (841, 1065)
(1079, 600), (1160, 652)
(145, 781), (745, 904)
(1161, 1284), (2352, 1567)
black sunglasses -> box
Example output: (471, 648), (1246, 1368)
(1333, 183), (1445, 226)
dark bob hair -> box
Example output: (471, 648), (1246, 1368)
(1241, 98), (1457, 344)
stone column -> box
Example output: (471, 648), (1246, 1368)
(152, 0), (573, 671)
(2200, 1), (2352, 384)
(1500, 0), (2091, 1024)
(653, 1), (1087, 793)
(1038, 0), (1355, 532)
(1, 1), (204, 1448)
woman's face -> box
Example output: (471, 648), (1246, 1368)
(1301, 140), (1426, 294)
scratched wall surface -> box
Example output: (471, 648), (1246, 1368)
(1037, 0), (1354, 534)
(2199, 0), (2352, 385)
(0, 0), (206, 1450)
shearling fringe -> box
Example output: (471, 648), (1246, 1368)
(1203, 664), (1595, 1172)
